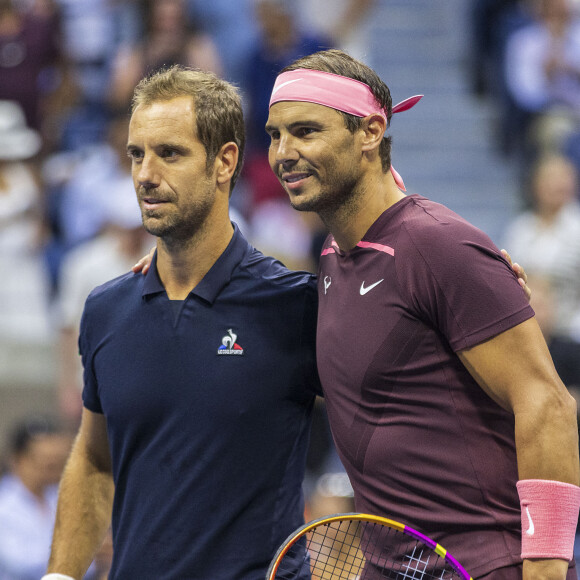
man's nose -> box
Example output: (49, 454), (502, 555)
(135, 155), (159, 188)
(273, 134), (299, 164)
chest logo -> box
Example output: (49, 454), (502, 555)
(324, 276), (332, 295)
(217, 329), (244, 355)
(360, 279), (384, 295)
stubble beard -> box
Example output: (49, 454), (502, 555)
(140, 189), (215, 248)
(288, 164), (362, 223)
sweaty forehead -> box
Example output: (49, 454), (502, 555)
(266, 100), (344, 127)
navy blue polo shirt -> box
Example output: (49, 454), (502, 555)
(80, 225), (320, 579)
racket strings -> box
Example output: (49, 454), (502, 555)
(271, 520), (466, 580)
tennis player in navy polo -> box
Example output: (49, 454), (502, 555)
(44, 66), (319, 579)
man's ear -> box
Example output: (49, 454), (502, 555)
(360, 114), (387, 153)
(215, 142), (239, 185)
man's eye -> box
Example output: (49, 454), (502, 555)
(298, 127), (315, 137)
(127, 149), (143, 161)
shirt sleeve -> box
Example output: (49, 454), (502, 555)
(396, 218), (535, 352)
(79, 295), (104, 414)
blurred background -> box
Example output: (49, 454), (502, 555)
(1, 0), (580, 576)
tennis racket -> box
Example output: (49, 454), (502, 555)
(266, 513), (473, 580)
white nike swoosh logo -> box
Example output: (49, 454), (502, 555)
(525, 506), (535, 536)
(272, 78), (303, 95)
(360, 279), (384, 295)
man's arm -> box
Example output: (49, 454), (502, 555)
(47, 408), (115, 579)
(458, 316), (579, 580)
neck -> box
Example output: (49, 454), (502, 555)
(156, 218), (234, 300)
(321, 170), (406, 250)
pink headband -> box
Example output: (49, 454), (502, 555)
(269, 69), (423, 191)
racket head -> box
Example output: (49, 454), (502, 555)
(266, 512), (473, 580)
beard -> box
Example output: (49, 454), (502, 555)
(139, 185), (215, 245)
(287, 161), (363, 219)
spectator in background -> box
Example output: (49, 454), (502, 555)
(0, 100), (42, 256)
(469, 0), (525, 99)
(51, 0), (141, 151)
(185, 0), (258, 90)
(468, 0), (534, 156)
(42, 113), (137, 295)
(107, 0), (222, 112)
(503, 0), (580, 160)
(295, 0), (375, 62)
(0, 0), (63, 134)
(502, 153), (580, 389)
(243, 0), (330, 271)
(0, 99), (52, 343)
(245, 0), (331, 166)
(0, 416), (72, 580)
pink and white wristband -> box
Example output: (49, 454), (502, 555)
(517, 479), (580, 561)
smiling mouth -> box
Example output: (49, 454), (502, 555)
(282, 172), (312, 186)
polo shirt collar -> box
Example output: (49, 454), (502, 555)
(142, 223), (249, 304)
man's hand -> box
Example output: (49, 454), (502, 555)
(132, 247), (155, 275)
(523, 558), (571, 580)
(501, 249), (531, 301)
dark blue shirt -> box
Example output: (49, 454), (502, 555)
(80, 226), (320, 579)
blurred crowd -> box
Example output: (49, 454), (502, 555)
(469, 0), (580, 407)
(1, 0), (580, 576)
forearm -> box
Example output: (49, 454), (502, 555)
(514, 385), (579, 484)
(514, 388), (579, 579)
(458, 318), (580, 579)
(47, 440), (114, 578)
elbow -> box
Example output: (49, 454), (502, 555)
(542, 382), (578, 433)
(547, 381), (577, 422)
(516, 378), (578, 428)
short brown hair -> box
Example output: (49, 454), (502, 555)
(282, 50), (393, 173)
(132, 65), (246, 192)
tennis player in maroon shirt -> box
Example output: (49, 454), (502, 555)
(266, 49), (579, 579)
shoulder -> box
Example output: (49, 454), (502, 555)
(395, 196), (497, 260)
(390, 197), (524, 305)
(241, 245), (317, 294)
(84, 270), (142, 313)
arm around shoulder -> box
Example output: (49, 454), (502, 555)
(47, 408), (114, 579)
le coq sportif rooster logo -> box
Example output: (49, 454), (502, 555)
(217, 329), (244, 355)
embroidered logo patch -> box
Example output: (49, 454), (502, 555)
(217, 329), (244, 355)
(324, 276), (332, 295)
